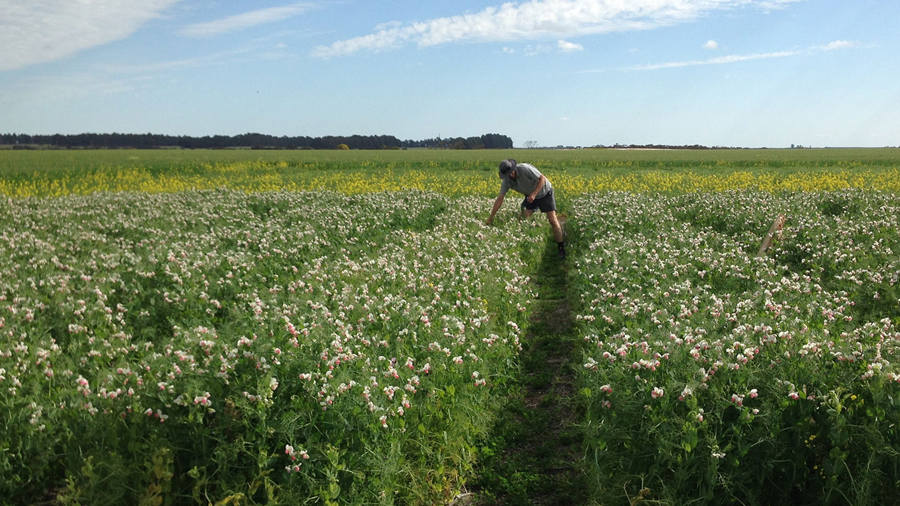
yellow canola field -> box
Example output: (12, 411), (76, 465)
(550, 169), (900, 194)
(3, 160), (900, 198)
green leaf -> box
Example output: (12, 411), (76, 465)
(829, 447), (847, 460)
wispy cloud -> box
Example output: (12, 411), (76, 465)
(97, 31), (306, 76)
(311, 0), (806, 58)
(757, 0), (805, 9)
(622, 50), (800, 71)
(704, 40), (719, 50)
(97, 49), (250, 74)
(815, 40), (860, 51)
(524, 44), (552, 57)
(622, 39), (860, 71)
(0, 0), (180, 71)
(180, 3), (315, 38)
(0, 72), (153, 107)
(558, 40), (584, 52)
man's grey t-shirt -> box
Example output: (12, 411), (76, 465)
(499, 163), (552, 199)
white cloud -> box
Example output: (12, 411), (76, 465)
(0, 0), (180, 71)
(704, 40), (718, 49)
(623, 50), (800, 71)
(757, 0), (805, 9)
(558, 40), (584, 52)
(311, 0), (805, 58)
(816, 40), (860, 51)
(180, 3), (314, 38)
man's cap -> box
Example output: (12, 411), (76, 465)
(499, 159), (517, 176)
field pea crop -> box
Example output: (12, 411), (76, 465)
(3, 148), (900, 506)
(572, 190), (900, 505)
(0, 190), (539, 505)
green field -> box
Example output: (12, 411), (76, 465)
(3, 147), (900, 176)
(2, 149), (900, 505)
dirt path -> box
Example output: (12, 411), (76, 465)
(467, 220), (586, 506)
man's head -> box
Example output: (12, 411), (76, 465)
(499, 159), (517, 178)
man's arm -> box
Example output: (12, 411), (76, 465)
(526, 175), (546, 203)
(486, 194), (505, 225)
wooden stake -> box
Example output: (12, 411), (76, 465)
(758, 214), (786, 257)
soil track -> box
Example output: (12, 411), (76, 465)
(467, 216), (586, 506)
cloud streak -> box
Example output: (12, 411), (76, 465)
(180, 3), (315, 38)
(623, 50), (800, 70)
(816, 40), (860, 51)
(616, 40), (860, 72)
(311, 0), (806, 58)
(620, 40), (859, 71)
(0, 0), (180, 71)
(0, 72), (153, 107)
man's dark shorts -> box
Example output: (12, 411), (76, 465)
(521, 189), (557, 213)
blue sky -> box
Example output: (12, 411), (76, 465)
(1, 0), (897, 148)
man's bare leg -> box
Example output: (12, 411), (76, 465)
(547, 210), (563, 243)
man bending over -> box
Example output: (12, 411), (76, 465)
(486, 159), (566, 259)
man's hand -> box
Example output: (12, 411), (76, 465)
(527, 176), (545, 204)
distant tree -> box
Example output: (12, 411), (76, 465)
(1, 132), (505, 150)
(524, 140), (538, 149)
(336, 143), (350, 150)
(481, 133), (513, 149)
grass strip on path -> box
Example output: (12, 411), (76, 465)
(468, 220), (588, 506)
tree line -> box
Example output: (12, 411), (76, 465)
(0, 132), (513, 150)
(403, 133), (513, 150)
(590, 143), (739, 150)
